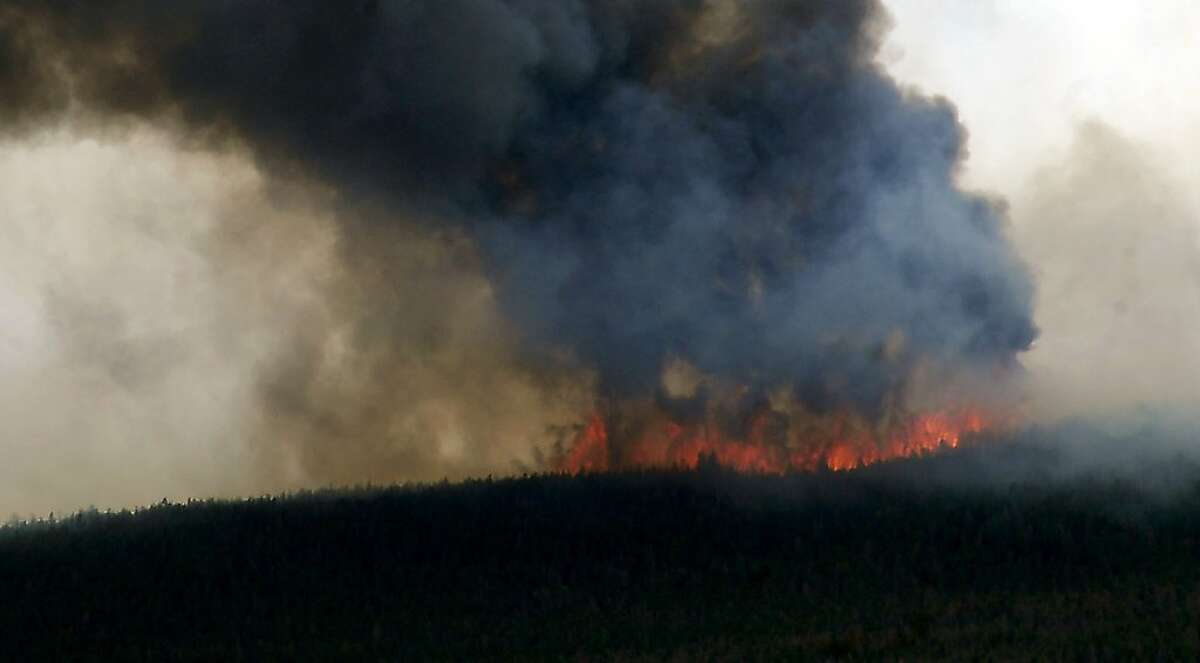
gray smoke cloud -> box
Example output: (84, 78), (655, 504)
(0, 0), (1038, 507)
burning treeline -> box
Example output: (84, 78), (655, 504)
(563, 406), (996, 474)
(558, 358), (1007, 474)
(1, 1), (1036, 480)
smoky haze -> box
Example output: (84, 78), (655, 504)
(1017, 123), (1200, 419)
(0, 128), (594, 516)
(0, 1), (1044, 513)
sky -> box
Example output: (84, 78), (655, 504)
(884, 1), (1200, 195)
(4, 2), (1200, 516)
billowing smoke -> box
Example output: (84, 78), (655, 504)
(0, 0), (1037, 509)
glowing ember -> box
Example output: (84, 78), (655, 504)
(558, 407), (994, 474)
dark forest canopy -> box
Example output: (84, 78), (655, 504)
(5, 438), (1200, 660)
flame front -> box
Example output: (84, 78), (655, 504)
(560, 407), (994, 474)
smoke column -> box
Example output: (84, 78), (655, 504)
(0, 0), (1037, 509)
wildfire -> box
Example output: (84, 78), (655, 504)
(559, 407), (994, 474)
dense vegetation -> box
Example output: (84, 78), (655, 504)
(5, 443), (1200, 661)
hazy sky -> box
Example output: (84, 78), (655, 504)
(4, 2), (1200, 515)
(884, 1), (1200, 195)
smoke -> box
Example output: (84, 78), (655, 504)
(0, 0), (1039, 511)
(0, 127), (593, 516)
(0, 129), (296, 513)
(1016, 122), (1200, 419)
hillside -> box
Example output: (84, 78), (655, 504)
(4, 443), (1200, 661)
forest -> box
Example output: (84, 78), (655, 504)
(4, 434), (1200, 661)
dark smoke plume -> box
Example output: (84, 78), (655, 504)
(1, 1), (1037, 485)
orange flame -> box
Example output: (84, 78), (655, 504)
(559, 407), (994, 474)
